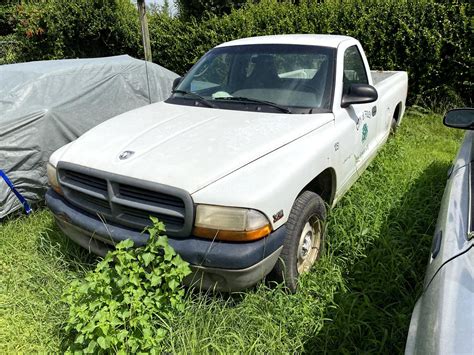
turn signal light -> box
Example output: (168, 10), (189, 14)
(193, 224), (272, 242)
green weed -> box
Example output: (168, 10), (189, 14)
(63, 218), (190, 353)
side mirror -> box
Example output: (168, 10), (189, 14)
(172, 76), (183, 91)
(341, 84), (378, 108)
(443, 108), (474, 130)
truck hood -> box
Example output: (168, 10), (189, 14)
(57, 102), (333, 193)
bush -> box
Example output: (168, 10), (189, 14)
(10, 0), (141, 61)
(63, 218), (191, 353)
(175, 0), (244, 19)
(0, 2), (15, 37)
(0, 2), (19, 64)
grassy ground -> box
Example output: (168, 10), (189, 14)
(0, 109), (463, 353)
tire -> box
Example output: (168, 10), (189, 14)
(272, 191), (326, 292)
(390, 118), (398, 135)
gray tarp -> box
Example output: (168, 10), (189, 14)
(0, 55), (178, 218)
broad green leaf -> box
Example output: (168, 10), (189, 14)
(116, 239), (134, 249)
(97, 336), (108, 350)
(141, 252), (153, 266)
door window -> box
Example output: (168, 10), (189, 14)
(343, 46), (368, 94)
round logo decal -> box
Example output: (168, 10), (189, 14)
(362, 123), (368, 142)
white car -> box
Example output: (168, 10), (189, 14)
(405, 108), (474, 354)
(46, 34), (408, 291)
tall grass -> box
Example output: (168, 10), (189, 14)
(0, 110), (463, 352)
(0, 212), (96, 352)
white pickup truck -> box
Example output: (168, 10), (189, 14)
(46, 34), (408, 291)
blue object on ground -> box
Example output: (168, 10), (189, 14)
(0, 170), (32, 215)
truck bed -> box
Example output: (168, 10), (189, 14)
(371, 71), (404, 86)
(370, 70), (408, 127)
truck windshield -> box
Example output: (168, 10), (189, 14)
(173, 44), (335, 113)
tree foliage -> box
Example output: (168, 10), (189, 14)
(5, 0), (141, 61)
(175, 0), (245, 19)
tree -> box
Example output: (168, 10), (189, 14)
(161, 0), (171, 16)
(176, 0), (244, 19)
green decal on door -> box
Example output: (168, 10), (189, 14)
(362, 123), (368, 142)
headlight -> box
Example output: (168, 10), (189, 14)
(47, 163), (62, 195)
(193, 205), (272, 242)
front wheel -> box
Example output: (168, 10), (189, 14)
(271, 191), (326, 292)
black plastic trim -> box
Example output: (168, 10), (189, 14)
(341, 83), (378, 108)
(57, 161), (194, 237)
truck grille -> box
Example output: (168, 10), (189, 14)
(57, 163), (194, 237)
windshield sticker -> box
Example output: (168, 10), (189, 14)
(362, 123), (368, 142)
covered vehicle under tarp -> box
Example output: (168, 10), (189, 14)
(0, 55), (178, 219)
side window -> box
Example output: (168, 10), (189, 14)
(343, 46), (368, 95)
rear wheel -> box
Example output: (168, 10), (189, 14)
(390, 117), (398, 135)
(391, 104), (401, 135)
(272, 191), (326, 292)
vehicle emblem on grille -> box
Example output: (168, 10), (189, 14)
(119, 150), (135, 160)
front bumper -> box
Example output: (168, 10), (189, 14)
(46, 189), (285, 291)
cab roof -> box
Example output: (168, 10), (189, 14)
(216, 34), (355, 49)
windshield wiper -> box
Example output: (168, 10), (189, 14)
(215, 96), (292, 114)
(172, 89), (217, 108)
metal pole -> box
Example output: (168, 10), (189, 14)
(137, 0), (152, 62)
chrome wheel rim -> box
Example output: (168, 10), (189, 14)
(297, 215), (322, 274)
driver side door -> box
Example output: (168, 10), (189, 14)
(342, 45), (378, 174)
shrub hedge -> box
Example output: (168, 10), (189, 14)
(2, 0), (472, 106)
(2, 0), (140, 62)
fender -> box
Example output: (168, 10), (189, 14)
(192, 119), (338, 229)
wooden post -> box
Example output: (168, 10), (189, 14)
(137, 0), (152, 62)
